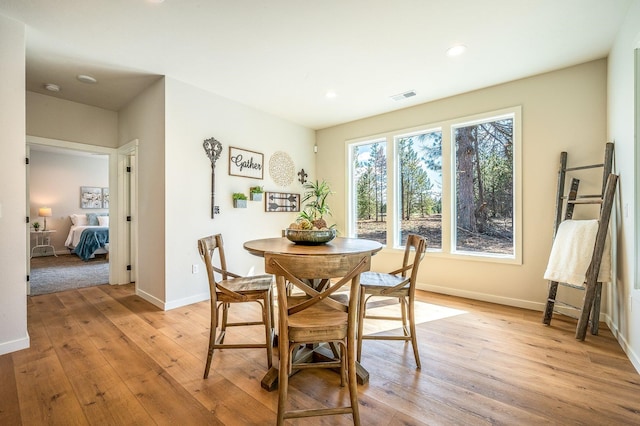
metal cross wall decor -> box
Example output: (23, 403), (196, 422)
(203, 137), (223, 218)
(297, 168), (308, 184)
(265, 192), (300, 212)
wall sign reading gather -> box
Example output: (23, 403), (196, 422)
(229, 146), (264, 179)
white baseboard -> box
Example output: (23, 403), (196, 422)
(0, 333), (30, 356)
(135, 287), (166, 309)
(606, 316), (640, 374)
(419, 282), (611, 320)
(165, 292), (210, 311)
(418, 283), (544, 312)
(135, 287), (209, 311)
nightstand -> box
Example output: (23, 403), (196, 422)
(30, 229), (58, 258)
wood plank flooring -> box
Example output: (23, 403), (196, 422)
(1, 283), (639, 425)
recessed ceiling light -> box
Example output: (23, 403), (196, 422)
(446, 44), (467, 57)
(325, 91), (337, 99)
(77, 74), (97, 84)
(44, 83), (60, 92)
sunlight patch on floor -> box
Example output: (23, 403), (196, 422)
(361, 300), (467, 335)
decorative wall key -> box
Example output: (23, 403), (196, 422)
(203, 137), (223, 218)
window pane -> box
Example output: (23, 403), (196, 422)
(454, 117), (514, 255)
(397, 131), (442, 249)
(352, 141), (387, 245)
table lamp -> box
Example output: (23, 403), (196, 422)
(39, 207), (52, 231)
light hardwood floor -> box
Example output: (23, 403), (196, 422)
(1, 283), (639, 425)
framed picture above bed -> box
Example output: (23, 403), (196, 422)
(80, 186), (103, 209)
(102, 187), (109, 208)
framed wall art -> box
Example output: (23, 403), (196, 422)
(80, 186), (103, 209)
(102, 187), (110, 208)
(265, 192), (300, 212)
(229, 146), (264, 179)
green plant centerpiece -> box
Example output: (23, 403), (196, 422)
(32, 221), (41, 231)
(286, 180), (337, 244)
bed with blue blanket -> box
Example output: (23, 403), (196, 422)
(65, 225), (109, 260)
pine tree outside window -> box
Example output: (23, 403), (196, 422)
(350, 139), (387, 245)
(395, 129), (442, 249)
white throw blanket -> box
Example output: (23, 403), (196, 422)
(543, 219), (611, 287)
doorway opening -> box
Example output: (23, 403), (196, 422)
(26, 136), (137, 295)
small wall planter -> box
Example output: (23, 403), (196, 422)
(250, 187), (264, 201)
(233, 193), (248, 208)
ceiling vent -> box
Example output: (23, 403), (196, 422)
(390, 90), (416, 101)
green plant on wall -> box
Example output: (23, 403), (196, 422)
(233, 192), (248, 208)
(233, 192), (247, 200)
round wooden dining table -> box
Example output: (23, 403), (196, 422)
(243, 236), (383, 258)
(243, 236), (383, 391)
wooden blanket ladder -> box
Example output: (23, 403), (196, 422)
(542, 142), (618, 340)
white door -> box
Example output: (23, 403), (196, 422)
(118, 140), (138, 285)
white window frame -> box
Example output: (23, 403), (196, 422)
(346, 105), (522, 265)
(346, 137), (388, 244)
(393, 127), (443, 249)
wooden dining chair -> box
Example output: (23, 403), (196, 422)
(357, 234), (427, 369)
(197, 234), (274, 379)
(265, 252), (371, 426)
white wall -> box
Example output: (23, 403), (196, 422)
(27, 91), (118, 148)
(0, 15), (28, 355)
(118, 77), (316, 309)
(118, 78), (167, 306)
(29, 150), (108, 254)
(163, 78), (315, 309)
(316, 60), (608, 312)
(607, 1), (640, 372)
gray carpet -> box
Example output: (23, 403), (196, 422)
(30, 253), (109, 296)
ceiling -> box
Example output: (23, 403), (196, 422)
(0, 0), (634, 130)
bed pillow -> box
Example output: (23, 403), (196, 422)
(70, 214), (89, 226)
(87, 212), (108, 226)
(98, 216), (110, 227)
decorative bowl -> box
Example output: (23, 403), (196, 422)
(284, 228), (337, 245)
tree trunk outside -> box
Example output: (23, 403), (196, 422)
(473, 135), (487, 233)
(456, 126), (476, 233)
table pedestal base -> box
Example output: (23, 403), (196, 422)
(260, 344), (369, 392)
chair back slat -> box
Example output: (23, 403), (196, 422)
(266, 253), (370, 316)
(266, 252), (369, 279)
(404, 234), (427, 286)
